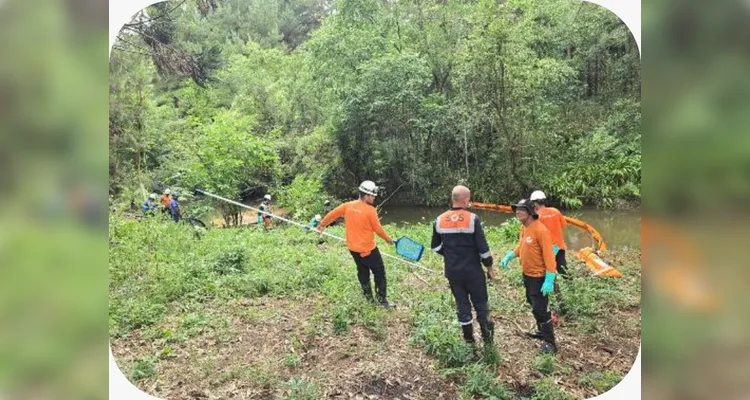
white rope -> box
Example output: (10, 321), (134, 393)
(195, 189), (436, 275)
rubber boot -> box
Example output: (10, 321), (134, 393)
(539, 321), (557, 354)
(375, 280), (395, 308)
(461, 324), (475, 344)
(362, 284), (375, 303)
(479, 318), (495, 345)
(462, 324), (479, 359)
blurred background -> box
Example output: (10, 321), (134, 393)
(642, 0), (750, 398)
(0, 0), (748, 398)
(0, 0), (108, 399)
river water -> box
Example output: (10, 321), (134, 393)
(204, 199), (639, 252)
(379, 205), (641, 251)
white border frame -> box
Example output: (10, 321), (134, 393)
(108, 0), (641, 398)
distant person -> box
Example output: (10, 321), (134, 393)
(258, 194), (273, 229)
(141, 193), (159, 216)
(169, 194), (182, 222)
(430, 185), (495, 347)
(500, 199), (558, 354)
(160, 189), (172, 215)
(316, 181), (395, 308)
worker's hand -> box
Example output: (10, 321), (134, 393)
(387, 239), (395, 246)
(315, 226), (325, 234)
(487, 267), (496, 281)
(499, 251), (516, 269)
(552, 244), (560, 256)
(541, 272), (556, 296)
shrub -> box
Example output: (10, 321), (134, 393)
(460, 363), (513, 399)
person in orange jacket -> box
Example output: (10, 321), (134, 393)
(530, 190), (569, 317)
(159, 189), (172, 215)
(316, 180), (396, 308)
(530, 190), (569, 278)
(500, 198), (558, 354)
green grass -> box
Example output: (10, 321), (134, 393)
(282, 376), (319, 400)
(578, 370), (623, 392)
(130, 358), (157, 382)
(481, 343), (501, 366)
(533, 353), (555, 375)
(284, 353), (302, 368)
(409, 292), (476, 368)
(460, 364), (514, 400)
(109, 212), (640, 398)
(531, 377), (576, 400)
(246, 362), (278, 389)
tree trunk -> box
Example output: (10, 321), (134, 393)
(463, 123), (469, 177)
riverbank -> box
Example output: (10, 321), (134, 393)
(109, 214), (641, 399)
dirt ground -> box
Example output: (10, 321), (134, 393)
(113, 292), (639, 399)
(112, 297), (462, 399)
(111, 244), (640, 400)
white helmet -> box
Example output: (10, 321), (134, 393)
(314, 214), (322, 221)
(530, 190), (546, 201)
(149, 193), (158, 200)
(358, 180), (378, 196)
(164, 188), (171, 195)
(264, 194), (272, 201)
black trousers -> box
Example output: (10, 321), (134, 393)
(350, 247), (387, 302)
(448, 271), (489, 325)
(553, 250), (568, 313)
(524, 275), (552, 324)
(556, 250), (569, 277)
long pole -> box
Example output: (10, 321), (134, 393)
(376, 182), (404, 215)
(193, 189), (436, 277)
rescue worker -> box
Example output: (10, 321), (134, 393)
(323, 199), (340, 226)
(316, 180), (396, 308)
(530, 190), (569, 316)
(258, 194), (273, 229)
(160, 189), (172, 215)
(500, 198), (558, 354)
(430, 185), (495, 347)
(530, 190), (569, 278)
(169, 194), (182, 222)
(142, 193), (159, 216)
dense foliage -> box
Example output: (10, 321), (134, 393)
(110, 0), (640, 212)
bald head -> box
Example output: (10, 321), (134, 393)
(451, 185), (471, 207)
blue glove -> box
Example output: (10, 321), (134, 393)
(552, 244), (560, 256)
(500, 250), (516, 269)
(541, 272), (556, 296)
